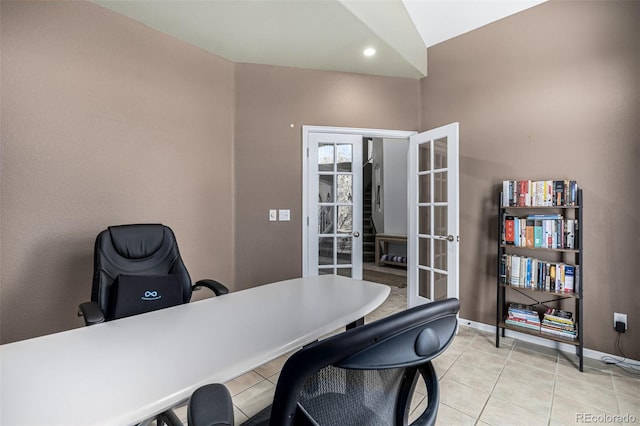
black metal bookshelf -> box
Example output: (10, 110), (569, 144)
(496, 187), (583, 371)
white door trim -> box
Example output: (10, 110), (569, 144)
(302, 126), (416, 277)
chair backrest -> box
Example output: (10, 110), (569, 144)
(91, 224), (194, 320)
(269, 298), (460, 426)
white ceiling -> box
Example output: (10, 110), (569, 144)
(94, 0), (546, 79)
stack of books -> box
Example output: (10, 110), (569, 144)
(541, 309), (577, 340)
(505, 303), (541, 331)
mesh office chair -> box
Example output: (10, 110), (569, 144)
(78, 223), (229, 325)
(188, 297), (460, 426)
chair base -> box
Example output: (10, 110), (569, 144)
(138, 409), (182, 426)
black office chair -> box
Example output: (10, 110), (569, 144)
(188, 298), (460, 426)
(78, 223), (229, 325)
(78, 224), (229, 426)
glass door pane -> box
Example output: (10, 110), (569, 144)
(417, 138), (429, 300)
(309, 133), (362, 279)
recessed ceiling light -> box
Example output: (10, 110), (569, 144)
(363, 48), (376, 57)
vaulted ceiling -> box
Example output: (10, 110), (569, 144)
(94, 0), (545, 79)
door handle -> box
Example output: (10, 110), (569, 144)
(352, 232), (360, 238)
(447, 235), (455, 242)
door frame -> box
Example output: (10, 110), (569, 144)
(302, 125), (416, 277)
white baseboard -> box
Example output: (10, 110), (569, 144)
(458, 317), (640, 367)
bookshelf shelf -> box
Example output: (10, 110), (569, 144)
(496, 181), (583, 371)
(498, 283), (580, 299)
(499, 244), (579, 254)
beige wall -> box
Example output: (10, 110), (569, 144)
(420, 0), (639, 358)
(1, 1), (235, 343)
(0, 1), (419, 342)
(233, 63), (419, 290)
(2, 0), (638, 361)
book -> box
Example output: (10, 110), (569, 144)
(507, 319), (541, 331)
(519, 256), (527, 287)
(564, 265), (575, 292)
(568, 180), (578, 206)
(510, 255), (521, 286)
(542, 320), (576, 331)
(545, 180), (553, 206)
(544, 262), (551, 291)
(504, 216), (515, 245)
(533, 219), (543, 248)
(525, 219), (534, 248)
(541, 327), (577, 339)
(557, 263), (564, 292)
(500, 254), (507, 284)
(554, 180), (565, 206)
(508, 303), (535, 314)
(518, 181), (527, 207)
(527, 214), (563, 220)
(565, 220), (575, 249)
(502, 181), (510, 207)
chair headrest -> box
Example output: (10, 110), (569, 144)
(108, 224), (166, 260)
(333, 298), (460, 369)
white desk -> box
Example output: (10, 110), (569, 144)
(0, 275), (389, 425)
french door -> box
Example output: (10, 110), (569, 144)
(407, 123), (460, 307)
(306, 132), (363, 279)
(302, 124), (458, 309)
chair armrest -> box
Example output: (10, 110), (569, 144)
(406, 362), (439, 426)
(78, 301), (105, 326)
(193, 279), (229, 296)
(188, 384), (234, 426)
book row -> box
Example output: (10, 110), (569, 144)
(500, 254), (578, 293)
(502, 180), (579, 207)
(506, 304), (577, 339)
(502, 214), (578, 249)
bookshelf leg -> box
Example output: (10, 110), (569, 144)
(579, 347), (584, 372)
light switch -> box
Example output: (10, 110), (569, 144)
(269, 209), (277, 221)
(278, 209), (290, 221)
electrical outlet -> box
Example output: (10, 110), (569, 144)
(614, 312), (627, 331)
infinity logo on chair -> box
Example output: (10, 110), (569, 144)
(142, 290), (161, 301)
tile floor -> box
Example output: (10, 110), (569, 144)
(174, 286), (640, 425)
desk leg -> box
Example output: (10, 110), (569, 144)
(346, 317), (365, 330)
